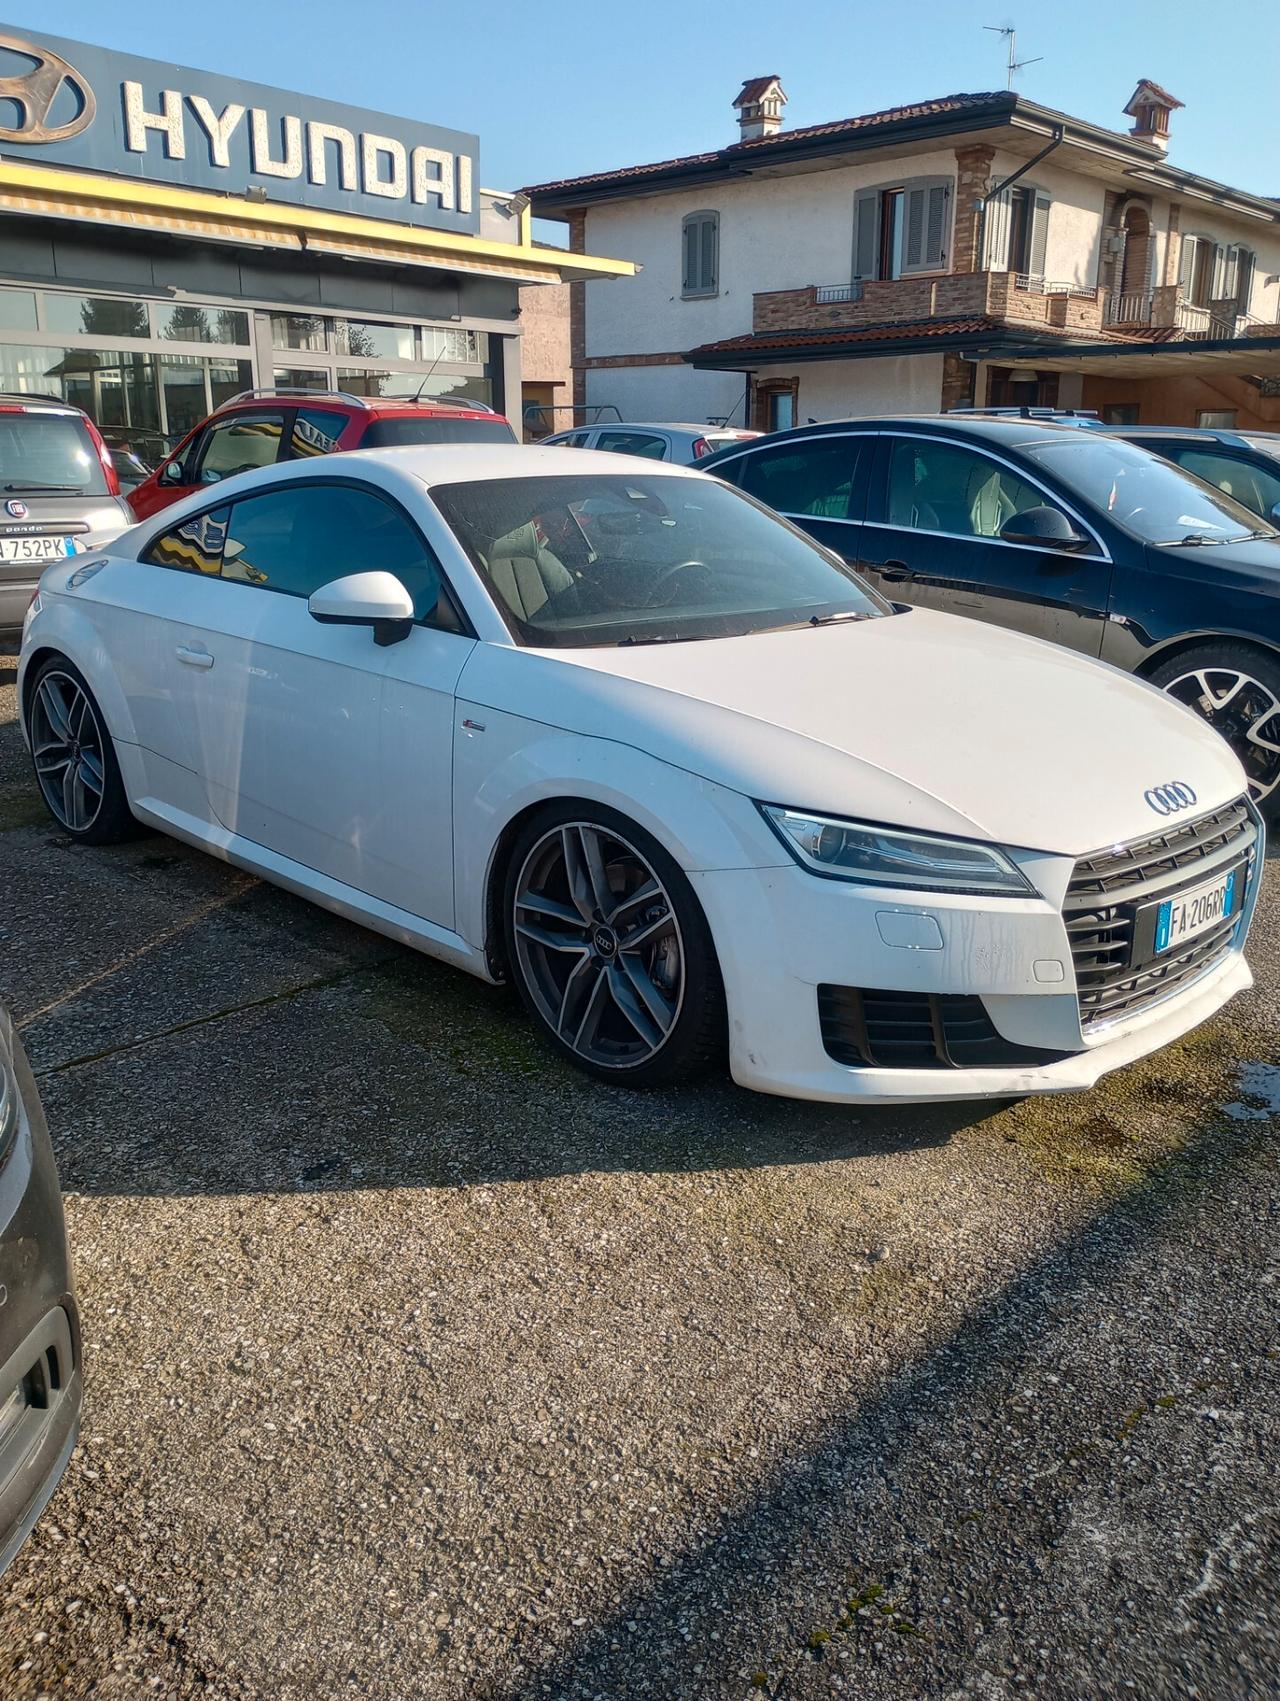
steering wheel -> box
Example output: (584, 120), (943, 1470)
(644, 559), (713, 608)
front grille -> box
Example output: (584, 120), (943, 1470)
(818, 985), (1067, 1070)
(1065, 797), (1257, 1032)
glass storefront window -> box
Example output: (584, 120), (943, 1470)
(421, 327), (487, 364)
(155, 304), (251, 346)
(270, 315), (328, 352)
(337, 368), (492, 406)
(0, 343), (251, 436)
(160, 355), (211, 438)
(0, 289), (38, 333)
(210, 359), (253, 411)
(333, 319), (415, 361)
(43, 294), (152, 338)
(272, 367), (334, 392)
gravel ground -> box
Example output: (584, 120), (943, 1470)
(0, 644), (1277, 1701)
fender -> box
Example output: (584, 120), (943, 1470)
(18, 580), (141, 751)
(452, 705), (785, 953)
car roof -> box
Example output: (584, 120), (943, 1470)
(701, 413), (1097, 460)
(0, 391), (91, 418)
(214, 392), (503, 422)
(341, 442), (706, 488)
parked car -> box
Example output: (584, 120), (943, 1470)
(0, 1004), (81, 1576)
(19, 445), (1260, 1104)
(98, 427), (178, 496)
(1102, 424), (1280, 526)
(701, 416), (1280, 816)
(542, 422), (760, 463)
(0, 393), (133, 636)
(127, 388), (517, 521)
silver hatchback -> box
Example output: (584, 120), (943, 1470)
(0, 395), (133, 635)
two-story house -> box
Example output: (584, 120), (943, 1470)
(524, 78), (1280, 432)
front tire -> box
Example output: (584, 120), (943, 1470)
(503, 803), (725, 1087)
(1147, 643), (1280, 820)
(26, 656), (139, 844)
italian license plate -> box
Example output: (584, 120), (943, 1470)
(0, 535), (77, 564)
(1155, 865), (1242, 954)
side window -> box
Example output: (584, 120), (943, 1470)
(729, 439), (863, 520)
(886, 440), (1076, 541)
(193, 412), (288, 485)
(288, 408), (348, 460)
(144, 506), (231, 575)
(221, 483), (449, 622)
(596, 431), (668, 460)
(681, 211), (719, 298)
(1174, 449), (1280, 520)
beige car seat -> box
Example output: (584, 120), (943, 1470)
(486, 522), (575, 620)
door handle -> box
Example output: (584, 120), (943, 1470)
(176, 645), (214, 669)
(879, 560), (912, 583)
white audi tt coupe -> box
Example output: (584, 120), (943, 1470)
(18, 446), (1263, 1104)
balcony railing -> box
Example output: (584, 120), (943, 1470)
(1014, 274), (1096, 299)
(814, 283), (861, 304)
(1106, 290), (1154, 325)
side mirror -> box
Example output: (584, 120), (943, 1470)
(158, 459), (186, 486)
(308, 571), (414, 646)
(999, 505), (1090, 552)
(1268, 501), (1280, 529)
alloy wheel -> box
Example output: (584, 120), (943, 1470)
(512, 821), (685, 1069)
(1162, 666), (1280, 805)
(30, 671), (107, 833)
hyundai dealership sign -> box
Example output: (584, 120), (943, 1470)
(0, 25), (480, 234)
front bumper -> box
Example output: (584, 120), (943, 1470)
(691, 838), (1258, 1105)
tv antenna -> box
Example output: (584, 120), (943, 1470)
(984, 24), (1042, 90)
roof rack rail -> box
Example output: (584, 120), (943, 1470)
(0, 388), (73, 406)
(220, 387), (375, 409)
(945, 405), (1101, 421)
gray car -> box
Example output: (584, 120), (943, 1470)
(0, 1005), (81, 1575)
(0, 394), (133, 635)
(541, 421), (761, 463)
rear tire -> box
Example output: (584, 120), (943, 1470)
(1147, 642), (1280, 821)
(26, 655), (140, 844)
(503, 802), (726, 1088)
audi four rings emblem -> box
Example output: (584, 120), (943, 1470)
(1144, 782), (1198, 817)
(0, 31), (96, 144)
(4, 500), (29, 520)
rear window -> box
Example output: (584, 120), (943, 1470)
(361, 417), (517, 449)
(0, 411), (109, 497)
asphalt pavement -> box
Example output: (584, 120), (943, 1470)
(1, 646), (1277, 1701)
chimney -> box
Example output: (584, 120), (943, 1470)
(1123, 79), (1184, 153)
(733, 76), (787, 142)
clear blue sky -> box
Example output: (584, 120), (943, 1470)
(22, 0), (1280, 199)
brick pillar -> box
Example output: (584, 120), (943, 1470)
(940, 352), (975, 411)
(1163, 203), (1181, 287)
(566, 209), (588, 416)
(953, 146), (995, 274)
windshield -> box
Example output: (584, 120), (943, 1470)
(0, 411), (109, 496)
(431, 472), (888, 647)
(362, 417), (516, 448)
(1021, 434), (1269, 545)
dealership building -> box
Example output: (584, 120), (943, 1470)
(0, 25), (629, 443)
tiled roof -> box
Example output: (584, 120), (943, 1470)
(686, 316), (1152, 363)
(733, 76), (783, 108)
(1125, 78), (1184, 112)
(522, 92), (1006, 199)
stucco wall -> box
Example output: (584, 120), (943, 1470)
(584, 362), (747, 426)
(518, 282), (571, 385)
(580, 149), (963, 360)
(796, 354), (945, 420)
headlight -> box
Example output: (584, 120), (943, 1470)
(760, 806), (1038, 897)
(0, 1032), (17, 1158)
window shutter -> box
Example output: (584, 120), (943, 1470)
(1236, 248), (1255, 314)
(925, 182), (950, 267)
(1211, 244), (1228, 301)
(682, 219), (696, 293)
(1028, 192), (1051, 283)
(900, 177), (952, 275)
(701, 217), (717, 293)
(982, 188), (1012, 270)
(681, 213), (718, 294)
(853, 189), (880, 280)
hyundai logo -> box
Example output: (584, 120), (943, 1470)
(4, 499), (29, 520)
(0, 30), (96, 144)
(1144, 781), (1198, 817)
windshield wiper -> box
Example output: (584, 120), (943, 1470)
(1166, 530), (1268, 547)
(616, 633), (690, 646)
(808, 609), (874, 626)
(3, 482), (82, 493)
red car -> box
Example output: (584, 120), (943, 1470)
(128, 388), (517, 521)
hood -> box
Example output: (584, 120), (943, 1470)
(464, 607), (1246, 857)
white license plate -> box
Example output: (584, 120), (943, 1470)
(1155, 865), (1242, 954)
(0, 535), (77, 564)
